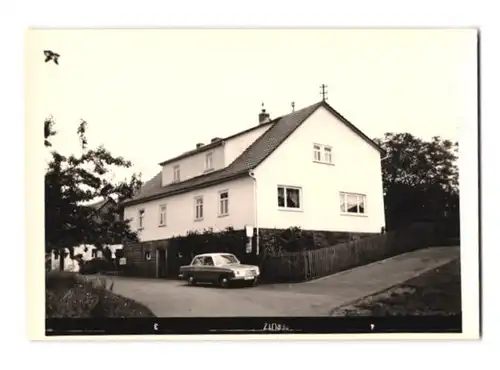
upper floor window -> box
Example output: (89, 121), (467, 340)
(313, 143), (333, 164)
(313, 144), (321, 161)
(159, 204), (166, 226)
(173, 165), (180, 182)
(324, 146), (332, 163)
(219, 190), (229, 216)
(205, 152), (214, 171)
(340, 192), (366, 214)
(277, 186), (302, 210)
(138, 209), (145, 230)
(194, 196), (204, 220)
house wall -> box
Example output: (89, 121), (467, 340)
(161, 145), (225, 186)
(254, 106), (386, 234)
(123, 176), (255, 242)
(223, 124), (272, 166)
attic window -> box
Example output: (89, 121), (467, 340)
(173, 165), (180, 182)
(313, 144), (321, 161)
(205, 152), (213, 171)
(324, 146), (332, 163)
(313, 143), (333, 164)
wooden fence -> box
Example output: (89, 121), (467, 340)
(259, 222), (440, 283)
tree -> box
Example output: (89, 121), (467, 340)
(374, 133), (459, 232)
(45, 117), (142, 270)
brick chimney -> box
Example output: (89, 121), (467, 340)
(258, 108), (270, 125)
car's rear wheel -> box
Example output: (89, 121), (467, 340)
(219, 276), (230, 288)
(187, 276), (196, 286)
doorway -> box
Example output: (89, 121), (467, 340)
(156, 248), (168, 278)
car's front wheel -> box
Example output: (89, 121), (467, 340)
(187, 276), (196, 286)
(219, 276), (230, 288)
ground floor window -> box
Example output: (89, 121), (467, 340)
(278, 186), (302, 209)
(340, 192), (366, 214)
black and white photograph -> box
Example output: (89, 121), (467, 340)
(25, 28), (480, 338)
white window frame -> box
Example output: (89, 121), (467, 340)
(194, 196), (204, 220)
(313, 144), (322, 162)
(313, 143), (334, 164)
(138, 209), (145, 230)
(340, 192), (367, 215)
(173, 165), (180, 182)
(277, 185), (303, 211)
(323, 145), (332, 163)
(159, 204), (167, 227)
(218, 190), (229, 217)
(205, 151), (214, 171)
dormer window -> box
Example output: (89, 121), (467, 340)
(205, 152), (213, 171)
(173, 165), (180, 182)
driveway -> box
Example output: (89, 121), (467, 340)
(107, 246), (460, 317)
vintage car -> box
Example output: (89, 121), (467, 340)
(178, 253), (260, 288)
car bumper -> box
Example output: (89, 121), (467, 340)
(230, 275), (260, 281)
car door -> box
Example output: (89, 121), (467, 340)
(190, 257), (203, 280)
(202, 256), (218, 282)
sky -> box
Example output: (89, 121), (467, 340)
(26, 29), (478, 183)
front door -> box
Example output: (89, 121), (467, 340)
(156, 248), (167, 278)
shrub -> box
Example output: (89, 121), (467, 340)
(278, 227), (314, 252)
(45, 271), (155, 318)
(46, 270), (84, 290)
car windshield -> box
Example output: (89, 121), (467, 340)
(213, 254), (239, 266)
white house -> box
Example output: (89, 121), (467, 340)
(121, 100), (386, 247)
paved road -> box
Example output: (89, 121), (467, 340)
(106, 246), (459, 317)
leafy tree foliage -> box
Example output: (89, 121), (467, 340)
(374, 133), (459, 232)
(45, 117), (142, 269)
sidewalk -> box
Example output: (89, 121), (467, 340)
(260, 246), (460, 314)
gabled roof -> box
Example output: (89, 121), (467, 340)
(158, 120), (274, 166)
(122, 101), (382, 207)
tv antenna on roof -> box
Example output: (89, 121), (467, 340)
(320, 84), (328, 101)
